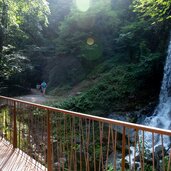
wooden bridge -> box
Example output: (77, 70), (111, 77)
(0, 138), (46, 171)
(0, 95), (171, 171)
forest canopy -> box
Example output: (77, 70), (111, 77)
(132, 0), (171, 22)
(0, 0), (49, 87)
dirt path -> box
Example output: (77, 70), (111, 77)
(16, 89), (56, 104)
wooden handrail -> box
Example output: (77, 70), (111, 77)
(0, 95), (171, 136)
(1, 95), (171, 171)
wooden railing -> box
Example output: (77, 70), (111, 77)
(0, 95), (171, 171)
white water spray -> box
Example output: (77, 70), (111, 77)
(126, 38), (171, 169)
(144, 37), (171, 147)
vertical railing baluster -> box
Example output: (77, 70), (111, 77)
(122, 126), (126, 171)
(40, 110), (44, 165)
(111, 126), (115, 171)
(70, 116), (73, 170)
(93, 121), (96, 171)
(152, 133), (155, 171)
(86, 119), (90, 171)
(137, 130), (143, 171)
(73, 117), (77, 171)
(161, 135), (165, 171)
(142, 131), (145, 171)
(13, 101), (17, 148)
(81, 119), (87, 170)
(47, 110), (52, 171)
(167, 148), (171, 171)
(10, 105), (12, 143)
(60, 113), (62, 167)
(55, 114), (59, 170)
(105, 124), (111, 171)
(85, 119), (89, 171)
(3, 106), (7, 139)
(44, 112), (47, 166)
(79, 118), (83, 171)
(28, 107), (31, 157)
(18, 106), (21, 149)
(111, 127), (117, 171)
(127, 129), (131, 170)
(99, 122), (104, 171)
(114, 130), (117, 171)
(68, 116), (72, 170)
(62, 114), (66, 171)
(133, 130), (137, 171)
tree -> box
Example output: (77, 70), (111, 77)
(0, 45), (31, 85)
(45, 1), (122, 87)
(0, 0), (50, 88)
(55, 0), (120, 58)
(44, 0), (72, 41)
(0, 0), (50, 52)
(132, 0), (171, 23)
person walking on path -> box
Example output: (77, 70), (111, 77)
(41, 81), (47, 96)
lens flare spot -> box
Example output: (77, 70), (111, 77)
(87, 37), (94, 45)
(76, 0), (90, 12)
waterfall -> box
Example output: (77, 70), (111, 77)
(144, 37), (171, 147)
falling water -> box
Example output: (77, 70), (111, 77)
(144, 37), (171, 147)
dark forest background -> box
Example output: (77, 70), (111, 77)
(0, 0), (171, 115)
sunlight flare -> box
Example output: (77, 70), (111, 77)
(76, 0), (90, 12)
(87, 37), (94, 45)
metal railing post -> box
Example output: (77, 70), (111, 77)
(47, 110), (52, 171)
(121, 126), (126, 171)
(13, 101), (17, 148)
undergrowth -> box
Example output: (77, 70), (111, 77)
(50, 53), (162, 115)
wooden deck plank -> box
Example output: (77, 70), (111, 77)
(0, 138), (47, 171)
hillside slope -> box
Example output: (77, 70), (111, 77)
(50, 55), (163, 115)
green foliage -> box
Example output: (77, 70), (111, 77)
(51, 53), (162, 114)
(132, 0), (171, 23)
(46, 0), (131, 88)
(55, 1), (119, 58)
(0, 45), (31, 83)
(46, 0), (170, 91)
(0, 0), (50, 90)
(144, 164), (153, 171)
(0, 0), (170, 114)
(164, 156), (171, 171)
(0, 0), (50, 27)
(0, 0), (50, 50)
(107, 164), (114, 171)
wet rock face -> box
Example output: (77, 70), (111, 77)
(108, 113), (129, 122)
(108, 101), (157, 126)
(155, 145), (167, 159)
(139, 102), (157, 116)
(168, 88), (171, 97)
